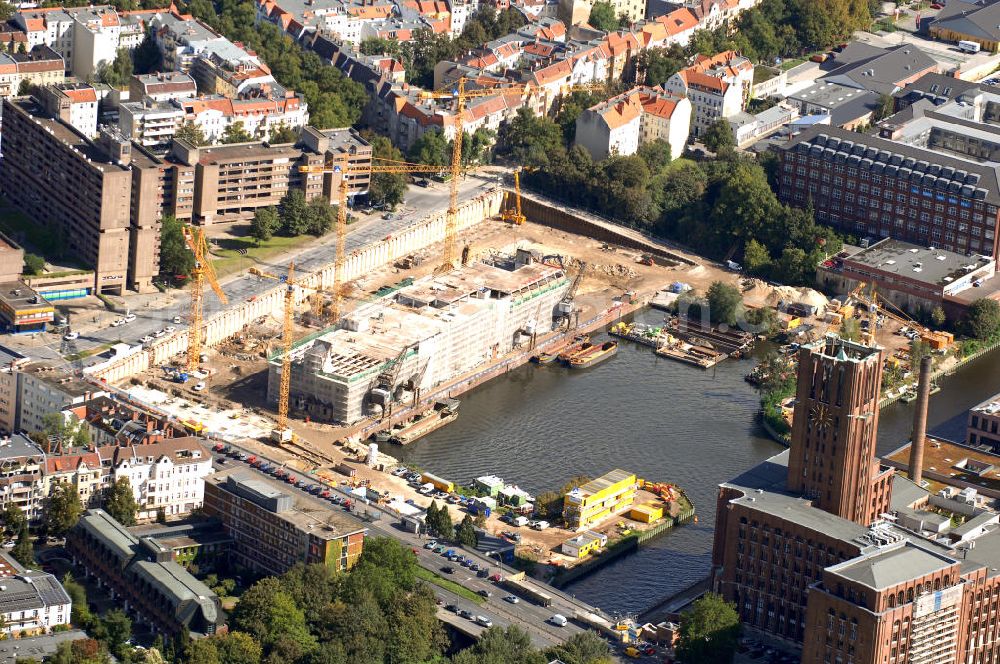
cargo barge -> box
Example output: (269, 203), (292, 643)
(655, 336), (726, 369)
(381, 399), (460, 445)
(569, 340), (618, 369)
(532, 334), (589, 365)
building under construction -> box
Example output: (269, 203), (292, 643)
(267, 252), (570, 425)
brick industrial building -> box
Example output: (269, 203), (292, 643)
(0, 90), (370, 293)
(711, 334), (1000, 663)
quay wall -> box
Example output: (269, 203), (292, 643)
(86, 189), (504, 384)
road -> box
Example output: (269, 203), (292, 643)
(25, 175), (497, 365)
(210, 441), (610, 650)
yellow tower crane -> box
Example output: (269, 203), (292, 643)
(248, 262), (332, 442)
(502, 167), (526, 225)
(298, 157), (450, 324)
(182, 225), (228, 373)
(417, 78), (608, 269)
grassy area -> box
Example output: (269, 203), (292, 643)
(65, 342), (118, 362)
(209, 233), (323, 278)
(779, 57), (806, 71)
(414, 566), (484, 604)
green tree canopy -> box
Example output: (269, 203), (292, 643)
(706, 281), (744, 326)
(221, 121), (254, 144)
(455, 514), (478, 547)
(269, 123), (299, 144)
(23, 253), (45, 276)
(305, 198), (334, 236)
(278, 189), (309, 236)
(159, 215), (195, 278)
(103, 477), (138, 526)
(175, 122), (208, 147)
(452, 626), (547, 664)
(44, 483), (83, 538)
(588, 1), (618, 31)
(702, 118), (736, 154)
(250, 206), (281, 243)
(10, 522), (33, 567)
(544, 631), (613, 664)
(97, 48), (133, 89)
(966, 298), (1000, 340)
(409, 129), (451, 168)
(676, 594), (741, 664)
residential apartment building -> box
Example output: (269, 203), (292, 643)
(968, 393), (1000, 453)
(150, 9), (260, 74)
(203, 469), (367, 576)
(97, 438), (214, 520)
(575, 85), (691, 160)
(0, 435), (47, 522)
(663, 50), (752, 137)
(43, 451), (103, 508)
(168, 126), (370, 225)
(37, 82), (99, 138)
(15, 363), (104, 436)
(0, 46), (65, 100)
(0, 347), (28, 435)
(67, 509), (221, 637)
(711, 334), (1000, 664)
(129, 71), (197, 103)
(776, 126), (1000, 260)
(563, 469), (638, 531)
(256, 0), (396, 46)
(0, 552), (71, 637)
(0, 97), (165, 294)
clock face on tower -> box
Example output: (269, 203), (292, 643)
(810, 404), (833, 431)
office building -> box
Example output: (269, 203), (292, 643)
(817, 238), (999, 319)
(268, 254), (569, 424)
(563, 469), (638, 531)
(67, 509), (221, 637)
(776, 126), (1000, 259)
(711, 334), (1000, 663)
(202, 469), (367, 576)
(0, 551), (71, 637)
(968, 392), (1000, 452)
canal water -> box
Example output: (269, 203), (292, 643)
(393, 309), (1000, 617)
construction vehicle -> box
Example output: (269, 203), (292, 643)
(248, 262), (332, 442)
(418, 78), (608, 271)
(555, 261), (587, 327)
(182, 226), (228, 373)
(502, 168), (526, 225)
(639, 254), (654, 266)
(847, 282), (953, 350)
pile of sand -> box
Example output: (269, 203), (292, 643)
(763, 285), (829, 310)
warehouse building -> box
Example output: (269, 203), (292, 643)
(267, 254), (569, 424)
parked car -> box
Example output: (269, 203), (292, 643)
(458, 609), (474, 620)
(474, 616), (492, 627)
(477, 589), (491, 598)
(424, 541), (437, 549)
(63, 332), (79, 341)
(503, 595), (519, 604)
(192, 382), (206, 391)
(445, 604), (459, 613)
(441, 566), (455, 574)
(172, 316), (182, 324)
(123, 313), (137, 323)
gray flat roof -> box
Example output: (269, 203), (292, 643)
(0, 282), (50, 315)
(7, 98), (126, 173)
(828, 540), (956, 589)
(844, 238), (993, 288)
(962, 528), (1000, 576)
(0, 434), (44, 460)
(889, 474), (929, 510)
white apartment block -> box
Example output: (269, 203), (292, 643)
(98, 438), (213, 520)
(663, 50), (752, 137)
(576, 86), (691, 160)
(0, 553), (71, 637)
(39, 82), (99, 138)
(15, 365), (104, 436)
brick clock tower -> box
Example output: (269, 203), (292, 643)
(786, 335), (894, 526)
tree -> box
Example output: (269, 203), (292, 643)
(269, 123), (299, 144)
(910, 338), (932, 366)
(363, 133), (408, 210)
(97, 48), (133, 89)
(455, 514), (478, 547)
(931, 306), (947, 328)
(278, 189), (309, 236)
(249, 206), (281, 243)
(409, 128), (451, 167)
(966, 298), (1000, 340)
(875, 93), (895, 121)
(96, 609), (132, 657)
(702, 118), (736, 154)
(706, 281), (744, 326)
(175, 121), (208, 147)
(17, 78), (34, 96)
(44, 484), (83, 538)
(22, 253), (45, 276)
(230, 578), (316, 655)
(452, 625), (547, 664)
(62, 573), (92, 627)
(676, 594), (741, 664)
(10, 523), (33, 567)
(103, 477), (138, 526)
(545, 631), (613, 664)
(159, 215), (195, 277)
(359, 37), (399, 56)
(132, 32), (161, 74)
(214, 632), (262, 664)
(304, 198), (334, 236)
(2, 505), (26, 538)
(221, 121), (254, 144)
(743, 239), (771, 277)
(588, 1), (618, 31)
(0, 2), (14, 21)
(636, 139), (672, 173)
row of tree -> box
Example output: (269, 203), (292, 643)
(249, 190), (334, 243)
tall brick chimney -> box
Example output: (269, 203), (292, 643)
(909, 354), (933, 486)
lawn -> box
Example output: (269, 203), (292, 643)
(414, 566), (484, 604)
(209, 233), (322, 278)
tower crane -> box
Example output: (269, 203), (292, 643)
(182, 225), (228, 373)
(847, 282), (952, 350)
(298, 157), (450, 325)
(248, 262), (331, 442)
(417, 78), (609, 270)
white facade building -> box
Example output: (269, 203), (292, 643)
(575, 86), (691, 160)
(0, 553), (71, 637)
(663, 50), (752, 137)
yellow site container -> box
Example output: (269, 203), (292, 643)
(629, 503), (663, 523)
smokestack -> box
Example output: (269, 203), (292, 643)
(909, 354), (933, 486)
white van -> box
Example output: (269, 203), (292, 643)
(474, 615), (493, 628)
(533, 520), (550, 530)
(549, 614), (567, 627)
(959, 40), (981, 53)
(513, 516), (529, 527)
